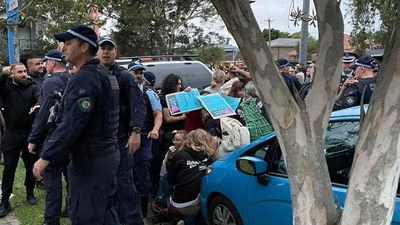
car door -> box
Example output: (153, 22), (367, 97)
(241, 119), (370, 225)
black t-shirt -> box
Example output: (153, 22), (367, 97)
(167, 147), (212, 203)
(160, 95), (185, 133)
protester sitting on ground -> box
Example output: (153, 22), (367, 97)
(167, 129), (219, 225)
(228, 80), (245, 99)
(154, 130), (187, 208)
(204, 69), (225, 95)
(237, 81), (274, 142)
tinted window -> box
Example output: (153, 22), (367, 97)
(143, 62), (212, 90)
(268, 120), (360, 185)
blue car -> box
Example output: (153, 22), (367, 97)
(200, 106), (400, 225)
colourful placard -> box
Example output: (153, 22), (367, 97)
(165, 89), (203, 115)
(198, 93), (236, 119)
(222, 95), (241, 111)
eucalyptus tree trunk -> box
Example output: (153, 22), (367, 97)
(340, 4), (400, 225)
(211, 0), (343, 224)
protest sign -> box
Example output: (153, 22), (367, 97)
(165, 89), (203, 115)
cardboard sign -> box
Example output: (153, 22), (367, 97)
(165, 89), (203, 115)
(198, 93), (236, 119)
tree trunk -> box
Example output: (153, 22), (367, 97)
(212, 0), (343, 225)
(211, 0), (343, 224)
(340, 4), (400, 225)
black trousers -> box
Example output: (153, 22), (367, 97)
(1, 129), (37, 201)
(68, 149), (120, 225)
(44, 161), (69, 224)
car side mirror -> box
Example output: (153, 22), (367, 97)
(236, 156), (268, 175)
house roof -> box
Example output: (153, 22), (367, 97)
(270, 38), (300, 47)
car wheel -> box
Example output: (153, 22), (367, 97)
(208, 195), (243, 225)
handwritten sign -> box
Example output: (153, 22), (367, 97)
(165, 89), (203, 115)
(198, 94), (236, 119)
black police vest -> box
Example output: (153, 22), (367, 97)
(77, 65), (119, 150)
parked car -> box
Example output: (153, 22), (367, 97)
(116, 60), (212, 90)
(200, 106), (400, 225)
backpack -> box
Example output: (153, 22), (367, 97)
(216, 117), (250, 158)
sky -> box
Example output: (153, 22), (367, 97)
(192, 0), (354, 45)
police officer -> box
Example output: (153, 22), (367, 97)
(275, 58), (302, 96)
(32, 25), (121, 225)
(334, 55), (377, 110)
(340, 52), (357, 88)
(97, 36), (146, 225)
(130, 69), (163, 217)
(0, 62), (41, 218)
(28, 50), (70, 225)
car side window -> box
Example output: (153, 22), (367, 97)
(241, 137), (277, 163)
(269, 120), (360, 184)
(325, 121), (359, 185)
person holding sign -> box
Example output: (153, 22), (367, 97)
(160, 74), (186, 163)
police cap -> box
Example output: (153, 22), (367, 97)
(54, 25), (98, 48)
(143, 71), (156, 86)
(42, 49), (66, 63)
(127, 60), (146, 72)
(343, 52), (357, 63)
(275, 58), (290, 68)
(349, 55), (377, 70)
(98, 36), (117, 48)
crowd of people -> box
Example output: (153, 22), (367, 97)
(0, 24), (380, 225)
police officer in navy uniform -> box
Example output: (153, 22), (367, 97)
(32, 25), (121, 225)
(334, 55), (377, 110)
(97, 36), (146, 225)
(339, 52), (357, 88)
(27, 50), (70, 225)
(130, 69), (163, 217)
(275, 58), (302, 96)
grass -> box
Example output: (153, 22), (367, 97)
(0, 159), (71, 225)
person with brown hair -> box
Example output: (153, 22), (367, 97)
(167, 129), (218, 225)
(228, 80), (245, 98)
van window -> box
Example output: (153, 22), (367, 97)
(143, 62), (212, 90)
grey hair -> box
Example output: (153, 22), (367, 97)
(243, 81), (259, 99)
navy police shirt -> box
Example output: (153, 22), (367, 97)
(41, 59), (119, 165)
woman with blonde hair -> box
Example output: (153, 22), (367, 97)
(204, 69), (225, 94)
(167, 129), (218, 225)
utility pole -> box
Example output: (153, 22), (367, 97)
(299, 0), (310, 66)
(265, 18), (272, 47)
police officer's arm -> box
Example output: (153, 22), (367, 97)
(28, 82), (58, 147)
(127, 75), (146, 152)
(147, 90), (163, 139)
(335, 78), (358, 102)
(40, 79), (96, 165)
